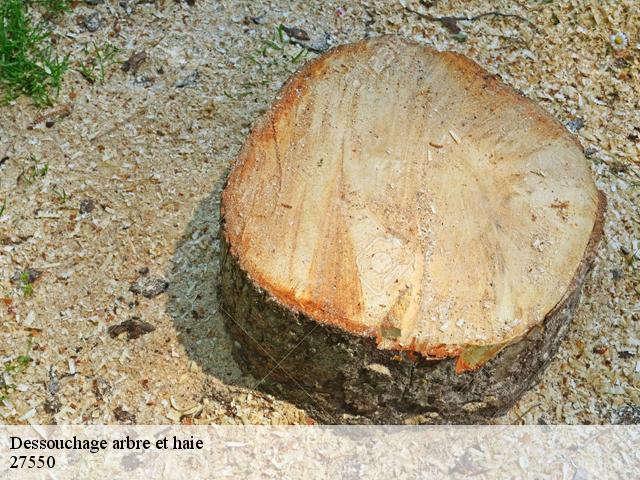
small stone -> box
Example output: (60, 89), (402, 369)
(48, 367), (59, 395)
(108, 317), (155, 340)
(113, 406), (136, 424)
(584, 146), (597, 157)
(43, 397), (61, 414)
(122, 51), (147, 74)
(130, 276), (169, 298)
(83, 12), (102, 32)
(92, 377), (111, 400)
(133, 75), (154, 87)
(79, 198), (95, 214)
(119, 0), (134, 15)
(283, 26), (310, 41)
(175, 71), (199, 88)
(611, 405), (640, 425)
(566, 118), (585, 133)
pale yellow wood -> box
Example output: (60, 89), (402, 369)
(222, 36), (601, 363)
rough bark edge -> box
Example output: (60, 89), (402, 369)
(218, 190), (605, 424)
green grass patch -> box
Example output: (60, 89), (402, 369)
(76, 41), (120, 84)
(19, 271), (34, 296)
(1, 341), (33, 403)
(4, 354), (31, 373)
(31, 0), (71, 17)
(22, 154), (49, 183)
(0, 0), (69, 106)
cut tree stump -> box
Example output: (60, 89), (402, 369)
(219, 36), (605, 424)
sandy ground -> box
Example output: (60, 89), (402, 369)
(0, 0), (639, 425)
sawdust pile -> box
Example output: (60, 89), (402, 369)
(1, 0), (638, 425)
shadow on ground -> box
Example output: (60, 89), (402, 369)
(165, 174), (255, 389)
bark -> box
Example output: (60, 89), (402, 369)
(219, 193), (604, 424)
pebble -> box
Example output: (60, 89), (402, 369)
(108, 318), (156, 340)
(48, 367), (59, 395)
(119, 0), (134, 15)
(567, 118), (584, 133)
(43, 397), (61, 414)
(83, 12), (103, 32)
(122, 51), (147, 74)
(130, 276), (169, 298)
(283, 26), (310, 41)
(79, 198), (95, 214)
(175, 71), (199, 88)
(113, 406), (136, 424)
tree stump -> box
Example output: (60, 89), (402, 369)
(219, 36), (605, 424)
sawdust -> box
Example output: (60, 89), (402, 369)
(0, 0), (638, 425)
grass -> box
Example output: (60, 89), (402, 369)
(253, 25), (308, 64)
(31, 0), (71, 17)
(53, 186), (67, 203)
(22, 155), (48, 183)
(75, 41), (120, 84)
(4, 353), (31, 373)
(1, 0), (123, 105)
(19, 271), (34, 296)
(0, 0), (69, 106)
(1, 341), (32, 403)
(227, 25), (308, 101)
(452, 32), (468, 43)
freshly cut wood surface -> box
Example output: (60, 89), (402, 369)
(221, 35), (603, 371)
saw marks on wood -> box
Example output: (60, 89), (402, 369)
(221, 36), (602, 366)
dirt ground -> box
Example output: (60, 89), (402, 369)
(1, 0), (639, 425)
